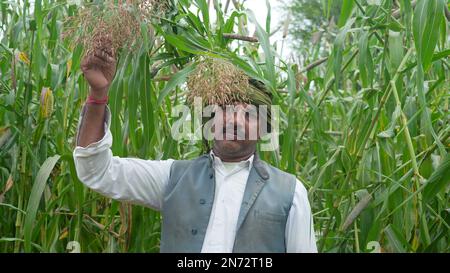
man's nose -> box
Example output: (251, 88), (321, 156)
(224, 108), (245, 125)
(222, 108), (232, 125)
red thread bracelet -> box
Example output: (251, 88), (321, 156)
(86, 95), (108, 105)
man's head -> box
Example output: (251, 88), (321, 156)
(186, 58), (272, 161)
(210, 79), (272, 162)
(211, 102), (260, 162)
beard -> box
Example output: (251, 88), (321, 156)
(212, 139), (257, 161)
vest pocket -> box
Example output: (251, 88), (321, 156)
(255, 209), (286, 223)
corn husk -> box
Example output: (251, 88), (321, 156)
(40, 87), (54, 119)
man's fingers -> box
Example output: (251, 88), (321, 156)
(94, 49), (116, 65)
(93, 50), (109, 63)
(110, 53), (116, 63)
(87, 52), (112, 67)
(92, 55), (110, 68)
(81, 55), (108, 73)
(101, 46), (114, 57)
(105, 54), (116, 65)
(80, 54), (95, 70)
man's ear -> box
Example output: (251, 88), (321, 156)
(257, 113), (271, 138)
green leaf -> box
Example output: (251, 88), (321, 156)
(265, 0), (271, 34)
(377, 129), (395, 139)
(402, 49), (450, 73)
(384, 224), (408, 252)
(195, 0), (210, 34)
(333, 17), (355, 90)
(338, 0), (355, 28)
(286, 64), (297, 105)
(388, 30), (403, 74)
(358, 31), (373, 87)
(387, 19), (405, 32)
(247, 10), (276, 91)
(226, 53), (268, 86)
(213, 0), (225, 46)
(439, 9), (447, 48)
(367, 0), (381, 6)
(0, 238), (44, 252)
(223, 11), (243, 33)
(157, 63), (197, 105)
(423, 153), (450, 202)
(413, 0), (445, 71)
(377, 101), (401, 139)
(186, 11), (207, 35)
(164, 34), (208, 55)
(24, 155), (61, 252)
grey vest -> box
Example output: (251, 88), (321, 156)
(160, 153), (296, 253)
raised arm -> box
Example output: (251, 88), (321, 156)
(77, 42), (116, 148)
(74, 43), (173, 210)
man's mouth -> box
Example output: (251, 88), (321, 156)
(223, 132), (237, 140)
(222, 127), (244, 140)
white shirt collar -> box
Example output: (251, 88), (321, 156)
(209, 150), (254, 171)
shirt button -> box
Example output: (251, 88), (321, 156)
(209, 173), (214, 179)
(191, 229), (198, 235)
(199, 199), (206, 205)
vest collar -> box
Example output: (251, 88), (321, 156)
(253, 152), (270, 180)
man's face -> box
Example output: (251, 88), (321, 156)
(212, 102), (260, 160)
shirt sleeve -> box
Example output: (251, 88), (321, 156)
(285, 179), (318, 253)
(73, 104), (174, 211)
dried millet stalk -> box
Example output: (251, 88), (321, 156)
(187, 58), (252, 106)
(63, 0), (168, 57)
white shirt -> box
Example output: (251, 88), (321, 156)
(73, 106), (317, 253)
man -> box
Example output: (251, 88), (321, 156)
(73, 46), (317, 253)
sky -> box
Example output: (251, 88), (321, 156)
(242, 0), (287, 39)
(246, 0), (292, 58)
